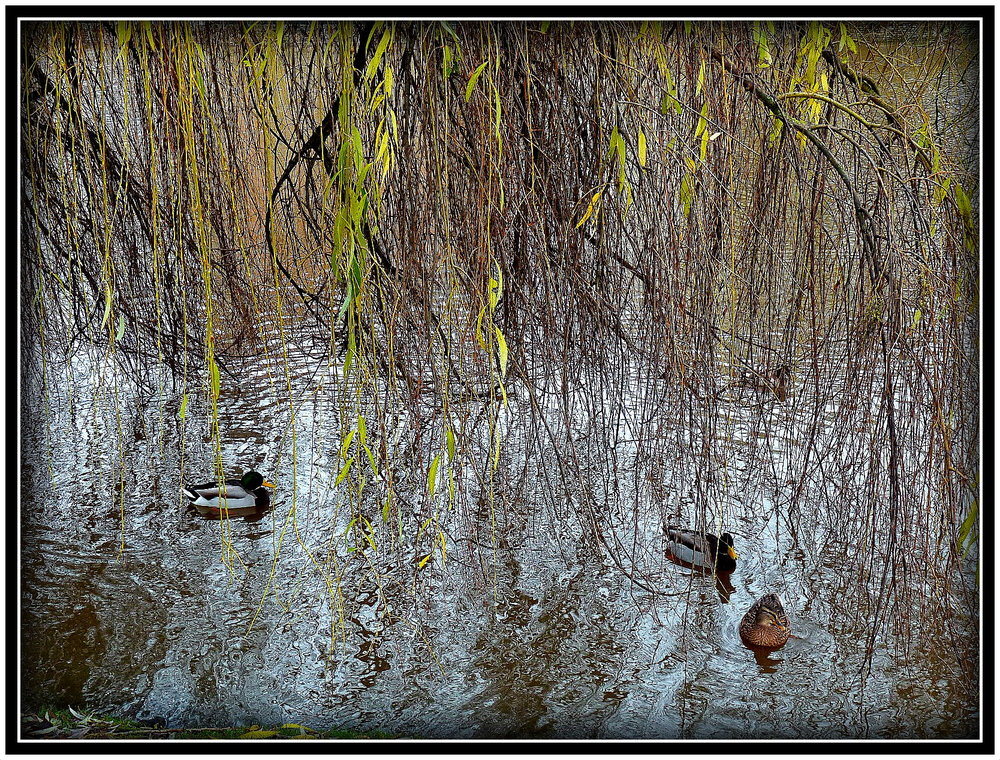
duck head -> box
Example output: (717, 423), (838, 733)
(241, 470), (276, 490)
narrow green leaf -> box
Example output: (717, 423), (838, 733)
(488, 278), (500, 311)
(638, 129), (648, 167)
(101, 289), (112, 329)
(439, 20), (459, 43)
(446, 428), (456, 461)
(607, 126), (620, 158)
(209, 359), (220, 398)
(178, 393), (189, 420)
(363, 442), (378, 477)
(115, 314), (126, 342)
(365, 28), (391, 81)
(340, 428), (356, 458)
(442, 44), (453, 79)
(381, 493), (392, 522)
(576, 191), (601, 228)
(428, 454), (441, 496)
(495, 326), (509, 378)
(465, 59), (490, 101)
(695, 102), (709, 137)
(335, 458), (353, 486)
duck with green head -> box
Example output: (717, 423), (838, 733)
(183, 470), (275, 510)
(666, 526), (739, 572)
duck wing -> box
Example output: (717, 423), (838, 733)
(183, 480), (250, 501)
(666, 527), (717, 555)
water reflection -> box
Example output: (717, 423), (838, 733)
(18, 340), (979, 739)
(664, 549), (737, 603)
(748, 646), (784, 674)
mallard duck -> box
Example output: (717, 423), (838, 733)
(182, 470), (275, 510)
(665, 526), (739, 572)
(739, 593), (791, 648)
(737, 365), (791, 401)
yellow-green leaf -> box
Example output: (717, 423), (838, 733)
(178, 393), (189, 420)
(340, 428), (356, 458)
(495, 326), (509, 379)
(494, 262), (503, 303)
(475, 306), (487, 349)
(465, 59), (490, 101)
(101, 289), (112, 329)
(381, 493), (392, 522)
(446, 428), (456, 461)
(442, 44), (453, 79)
(209, 359), (220, 398)
(695, 102), (709, 138)
(488, 278), (500, 311)
(638, 129), (648, 167)
(365, 28), (391, 81)
(428, 454), (441, 496)
(576, 191), (601, 228)
(953, 183), (973, 227)
(363, 442), (378, 477)
(115, 315), (126, 342)
(680, 173), (693, 217)
(335, 458), (353, 486)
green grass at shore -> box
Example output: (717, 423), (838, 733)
(21, 707), (398, 740)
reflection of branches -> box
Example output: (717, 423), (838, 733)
(709, 46), (896, 319)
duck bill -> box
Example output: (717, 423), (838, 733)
(263, 481), (276, 488)
(728, 547), (739, 560)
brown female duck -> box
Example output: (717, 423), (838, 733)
(739, 593), (791, 648)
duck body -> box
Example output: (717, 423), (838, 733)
(666, 526), (738, 572)
(739, 593), (791, 648)
(183, 470), (275, 511)
(738, 365), (790, 401)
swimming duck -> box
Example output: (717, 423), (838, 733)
(182, 470), (275, 510)
(737, 365), (791, 401)
(739, 593), (791, 648)
(665, 526), (739, 572)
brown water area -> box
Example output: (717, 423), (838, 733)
(19, 18), (980, 740)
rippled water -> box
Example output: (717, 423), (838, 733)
(19, 335), (979, 740)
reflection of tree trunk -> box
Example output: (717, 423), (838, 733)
(710, 46), (899, 333)
(265, 23), (377, 330)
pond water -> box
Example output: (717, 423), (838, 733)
(19, 328), (979, 740)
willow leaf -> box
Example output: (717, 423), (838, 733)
(465, 60), (490, 101)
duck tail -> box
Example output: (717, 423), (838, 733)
(182, 486), (199, 501)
